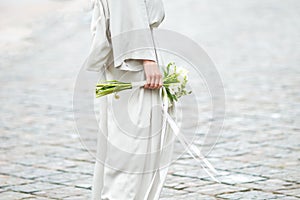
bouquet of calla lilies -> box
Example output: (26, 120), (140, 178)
(95, 62), (192, 106)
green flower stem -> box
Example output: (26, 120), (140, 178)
(95, 62), (192, 106)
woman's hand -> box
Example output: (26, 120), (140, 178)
(143, 60), (163, 89)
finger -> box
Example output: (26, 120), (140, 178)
(149, 74), (154, 89)
(159, 75), (163, 88)
(154, 73), (161, 89)
(144, 74), (151, 89)
(149, 74), (155, 89)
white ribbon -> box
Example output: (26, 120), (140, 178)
(131, 81), (221, 183)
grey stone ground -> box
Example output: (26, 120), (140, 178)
(0, 0), (299, 199)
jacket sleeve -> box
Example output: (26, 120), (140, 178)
(83, 0), (112, 72)
(145, 0), (165, 28)
(108, 0), (164, 71)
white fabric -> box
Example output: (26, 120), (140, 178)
(88, 1), (177, 199)
(92, 63), (177, 200)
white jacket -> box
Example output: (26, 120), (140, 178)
(83, 0), (165, 72)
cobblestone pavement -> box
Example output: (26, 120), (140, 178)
(1, 0), (299, 199)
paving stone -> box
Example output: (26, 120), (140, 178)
(34, 171), (90, 185)
(63, 194), (92, 200)
(6, 165), (59, 180)
(276, 188), (300, 198)
(207, 173), (266, 185)
(33, 186), (89, 199)
(236, 179), (299, 193)
(217, 190), (287, 200)
(0, 191), (35, 199)
(192, 183), (248, 196)
(173, 193), (216, 200)
(21, 196), (55, 200)
(160, 187), (188, 198)
(0, 174), (35, 188)
(7, 181), (61, 193)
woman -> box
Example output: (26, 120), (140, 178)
(83, 0), (176, 199)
